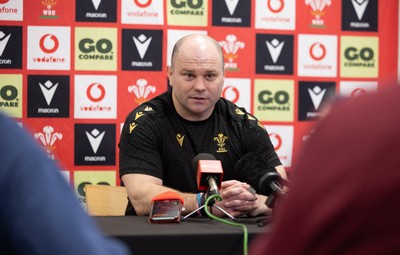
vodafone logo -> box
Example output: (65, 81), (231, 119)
(39, 34), (59, 54)
(267, 0), (284, 13)
(309, 43), (326, 61)
(350, 88), (367, 97)
(74, 75), (116, 119)
(269, 133), (282, 151)
(134, 0), (152, 8)
(298, 34), (337, 77)
(222, 86), (239, 103)
(28, 26), (70, 70)
(87, 83), (106, 102)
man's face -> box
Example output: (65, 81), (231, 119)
(168, 38), (225, 121)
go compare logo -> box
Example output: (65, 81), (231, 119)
(340, 35), (378, 78)
(75, 27), (117, 71)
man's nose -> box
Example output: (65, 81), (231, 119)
(193, 79), (206, 91)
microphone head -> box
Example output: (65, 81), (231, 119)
(234, 152), (281, 196)
(193, 153), (223, 192)
(193, 153), (216, 171)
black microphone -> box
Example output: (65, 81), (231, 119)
(234, 152), (287, 197)
(193, 153), (224, 196)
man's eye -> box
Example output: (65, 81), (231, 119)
(206, 74), (216, 79)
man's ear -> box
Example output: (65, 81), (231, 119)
(167, 65), (173, 86)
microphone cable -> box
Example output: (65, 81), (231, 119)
(203, 194), (249, 255)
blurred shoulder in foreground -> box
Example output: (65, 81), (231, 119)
(250, 85), (400, 255)
(0, 112), (130, 255)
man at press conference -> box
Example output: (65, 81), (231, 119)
(118, 34), (287, 217)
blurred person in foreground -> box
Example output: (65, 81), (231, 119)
(0, 112), (130, 255)
(119, 34), (287, 217)
(250, 85), (400, 255)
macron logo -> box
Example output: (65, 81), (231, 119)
(351, 0), (369, 20)
(266, 39), (284, 63)
(0, 31), (11, 56)
(39, 80), (58, 106)
(86, 129), (105, 154)
(308, 86), (326, 110)
(224, 0), (239, 16)
(133, 34), (152, 59)
(91, 0), (102, 10)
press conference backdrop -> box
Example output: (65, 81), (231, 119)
(0, 0), (398, 208)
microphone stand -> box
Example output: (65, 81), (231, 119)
(181, 188), (236, 221)
(258, 188), (286, 227)
(265, 182), (286, 208)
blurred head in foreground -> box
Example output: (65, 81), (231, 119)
(0, 112), (129, 255)
(250, 85), (400, 255)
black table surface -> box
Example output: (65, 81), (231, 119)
(94, 215), (272, 255)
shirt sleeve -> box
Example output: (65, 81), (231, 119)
(119, 106), (164, 180)
(242, 112), (282, 168)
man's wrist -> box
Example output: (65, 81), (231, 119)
(248, 195), (271, 217)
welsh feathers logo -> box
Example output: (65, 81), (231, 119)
(34, 125), (63, 159)
(219, 34), (245, 71)
(127, 78), (156, 105)
(305, 0), (331, 28)
(41, 0), (58, 18)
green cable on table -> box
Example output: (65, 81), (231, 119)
(203, 194), (249, 255)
